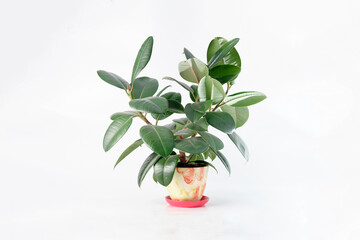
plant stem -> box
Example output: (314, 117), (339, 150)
(138, 112), (152, 125)
(179, 151), (186, 163)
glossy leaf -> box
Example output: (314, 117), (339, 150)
(156, 85), (172, 96)
(103, 115), (133, 152)
(228, 131), (249, 161)
(213, 150), (231, 174)
(174, 137), (209, 154)
(174, 129), (196, 137)
(140, 125), (175, 157)
(154, 155), (179, 186)
(163, 122), (176, 131)
(183, 48), (195, 59)
(161, 92), (182, 102)
(198, 131), (224, 151)
(184, 100), (212, 122)
(198, 76), (225, 104)
(186, 118), (208, 132)
(207, 38), (239, 69)
(151, 92), (183, 120)
(209, 65), (240, 84)
(110, 111), (138, 120)
(132, 77), (159, 99)
(224, 91), (267, 107)
(207, 37), (241, 68)
(205, 112), (235, 134)
(221, 105), (249, 128)
(131, 36), (153, 82)
(129, 97), (168, 114)
(114, 139), (143, 168)
(97, 70), (129, 90)
(137, 152), (161, 187)
(178, 58), (209, 83)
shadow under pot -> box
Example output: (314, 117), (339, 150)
(167, 164), (209, 201)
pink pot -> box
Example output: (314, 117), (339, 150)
(167, 166), (209, 201)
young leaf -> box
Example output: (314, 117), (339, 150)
(205, 112), (235, 134)
(207, 37), (241, 68)
(103, 115), (133, 152)
(174, 137), (209, 154)
(198, 131), (224, 151)
(132, 77), (159, 99)
(223, 91), (267, 107)
(207, 38), (239, 69)
(183, 48), (195, 59)
(178, 58), (209, 83)
(227, 131), (249, 161)
(131, 36), (154, 82)
(129, 97), (168, 114)
(137, 152), (162, 187)
(97, 70), (129, 90)
(221, 105), (249, 128)
(114, 139), (143, 168)
(154, 155), (179, 186)
(198, 76), (225, 104)
(140, 125), (175, 157)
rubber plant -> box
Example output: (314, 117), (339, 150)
(97, 36), (266, 200)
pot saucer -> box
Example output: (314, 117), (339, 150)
(165, 195), (209, 208)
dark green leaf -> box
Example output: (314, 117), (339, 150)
(156, 85), (172, 96)
(207, 38), (239, 68)
(228, 131), (249, 161)
(203, 148), (216, 160)
(221, 105), (249, 128)
(110, 111), (138, 120)
(224, 91), (267, 107)
(161, 92), (182, 102)
(129, 97), (168, 114)
(154, 155), (179, 186)
(137, 152), (161, 187)
(209, 65), (240, 84)
(132, 77), (158, 99)
(184, 100), (211, 123)
(140, 125), (174, 157)
(190, 85), (198, 102)
(207, 37), (241, 68)
(178, 58), (209, 83)
(131, 36), (153, 82)
(103, 115), (133, 152)
(97, 70), (129, 90)
(183, 48), (195, 59)
(114, 139), (143, 168)
(186, 118), (208, 132)
(213, 150), (231, 174)
(172, 118), (189, 126)
(174, 129), (196, 137)
(174, 137), (209, 154)
(198, 131), (224, 151)
(151, 92), (183, 120)
(205, 112), (235, 134)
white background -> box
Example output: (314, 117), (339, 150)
(1, 0), (360, 239)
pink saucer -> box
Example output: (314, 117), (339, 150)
(165, 195), (209, 208)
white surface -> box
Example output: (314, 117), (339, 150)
(1, 0), (360, 239)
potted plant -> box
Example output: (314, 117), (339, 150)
(97, 36), (266, 207)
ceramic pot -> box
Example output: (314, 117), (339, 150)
(167, 166), (208, 201)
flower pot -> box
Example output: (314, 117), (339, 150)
(167, 165), (209, 201)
